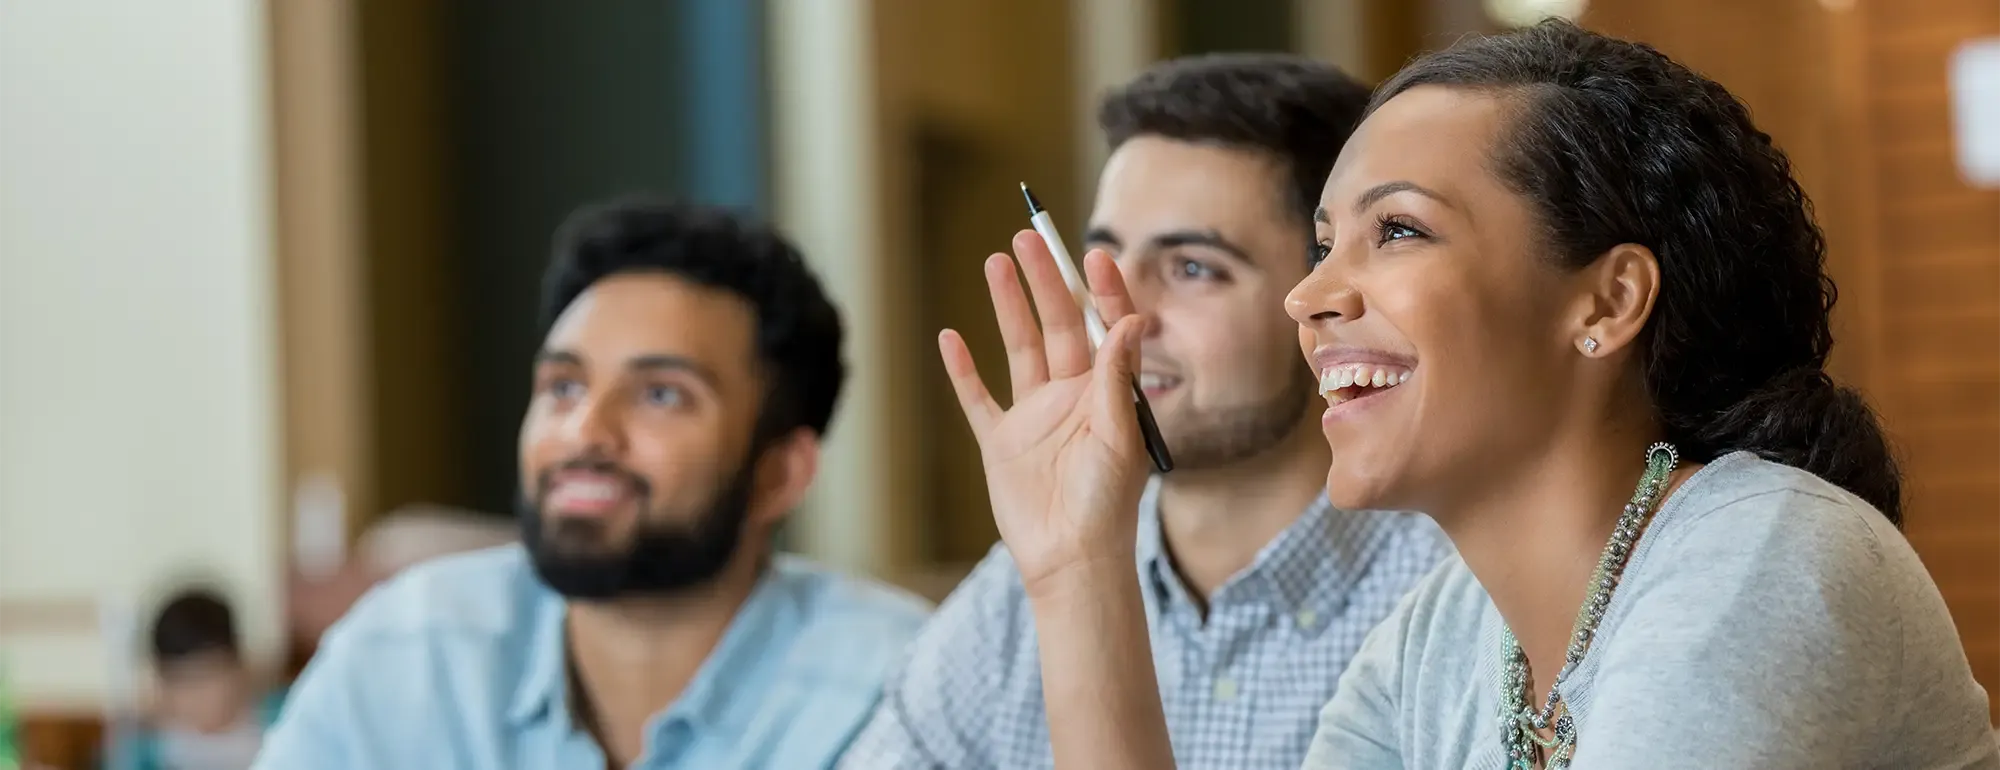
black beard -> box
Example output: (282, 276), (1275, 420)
(518, 457), (756, 601)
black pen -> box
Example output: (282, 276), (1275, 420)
(1020, 182), (1174, 473)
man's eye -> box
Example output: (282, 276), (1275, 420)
(547, 379), (584, 400)
(1172, 258), (1223, 281)
(643, 385), (686, 408)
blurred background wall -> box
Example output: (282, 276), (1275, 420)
(0, 0), (286, 714)
(2, 0), (1996, 765)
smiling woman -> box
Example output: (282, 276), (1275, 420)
(1289, 19), (1997, 768)
(941, 17), (2000, 770)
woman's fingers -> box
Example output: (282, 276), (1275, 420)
(985, 253), (1049, 403)
(1089, 315), (1144, 447)
(1012, 230), (1094, 380)
(939, 328), (1000, 436)
(1083, 249), (1139, 327)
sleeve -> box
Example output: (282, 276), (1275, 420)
(1571, 490), (1995, 768)
(251, 585), (433, 770)
(837, 692), (945, 770)
(249, 627), (360, 770)
(1300, 583), (1413, 770)
(836, 544), (1025, 770)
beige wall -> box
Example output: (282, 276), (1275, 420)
(769, 0), (922, 577)
(0, 0), (284, 708)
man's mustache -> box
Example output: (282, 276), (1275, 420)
(533, 455), (653, 501)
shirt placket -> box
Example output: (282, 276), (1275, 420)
(1178, 588), (1260, 766)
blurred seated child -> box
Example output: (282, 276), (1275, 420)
(111, 589), (283, 770)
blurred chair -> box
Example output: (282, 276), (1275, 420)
(0, 598), (107, 770)
(355, 505), (517, 576)
(285, 505), (514, 673)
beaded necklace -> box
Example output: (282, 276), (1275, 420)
(1499, 442), (1679, 769)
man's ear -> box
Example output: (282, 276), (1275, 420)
(747, 428), (820, 530)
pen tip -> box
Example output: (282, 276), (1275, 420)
(1019, 183), (1045, 215)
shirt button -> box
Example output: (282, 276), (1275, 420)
(1296, 609), (1319, 629)
(1213, 676), (1239, 701)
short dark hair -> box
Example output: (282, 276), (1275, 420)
(542, 197), (846, 444)
(150, 588), (239, 665)
(1374, 20), (1902, 525)
(1097, 52), (1373, 221)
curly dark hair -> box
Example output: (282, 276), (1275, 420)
(542, 196), (846, 445)
(151, 587), (239, 666)
(1372, 20), (1902, 525)
(1098, 52), (1372, 224)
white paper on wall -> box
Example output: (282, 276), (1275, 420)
(1950, 37), (2000, 189)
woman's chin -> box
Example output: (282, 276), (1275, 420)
(1322, 464), (1399, 513)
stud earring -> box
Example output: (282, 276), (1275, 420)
(1583, 337), (1600, 354)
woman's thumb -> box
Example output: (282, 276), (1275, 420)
(1090, 315), (1144, 438)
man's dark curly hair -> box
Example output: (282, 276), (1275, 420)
(1098, 52), (1372, 224)
(542, 197), (845, 446)
(1372, 19), (1902, 525)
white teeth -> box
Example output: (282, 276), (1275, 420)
(556, 480), (621, 501)
(1317, 363), (1414, 397)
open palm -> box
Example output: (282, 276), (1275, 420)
(939, 230), (1153, 594)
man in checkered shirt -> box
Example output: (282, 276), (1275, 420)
(838, 54), (1452, 770)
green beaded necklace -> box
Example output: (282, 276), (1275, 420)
(1499, 442), (1679, 769)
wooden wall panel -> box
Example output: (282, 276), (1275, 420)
(1587, 0), (2000, 718)
(1858, 0), (2000, 716)
(894, 0), (1081, 566)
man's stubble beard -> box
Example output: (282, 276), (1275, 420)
(1157, 360), (1318, 470)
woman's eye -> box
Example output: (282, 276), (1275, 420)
(1375, 215), (1427, 246)
(1310, 242), (1332, 266)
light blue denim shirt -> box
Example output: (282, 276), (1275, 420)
(254, 545), (931, 770)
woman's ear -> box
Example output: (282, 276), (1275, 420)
(1570, 243), (1660, 358)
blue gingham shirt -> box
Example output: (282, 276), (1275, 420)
(839, 479), (1452, 769)
(256, 546), (931, 769)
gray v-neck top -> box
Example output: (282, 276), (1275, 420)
(1304, 452), (1999, 769)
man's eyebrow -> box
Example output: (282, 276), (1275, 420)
(1089, 226), (1257, 270)
(627, 354), (720, 388)
(534, 350), (721, 388)
(534, 350), (582, 367)
(1148, 229), (1253, 267)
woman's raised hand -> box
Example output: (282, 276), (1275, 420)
(937, 230), (1153, 596)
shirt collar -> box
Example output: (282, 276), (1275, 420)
(1137, 475), (1402, 636)
(507, 583), (569, 727)
(1134, 476), (1178, 607)
(505, 564), (799, 734)
(655, 567), (796, 730)
(1250, 498), (1388, 633)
